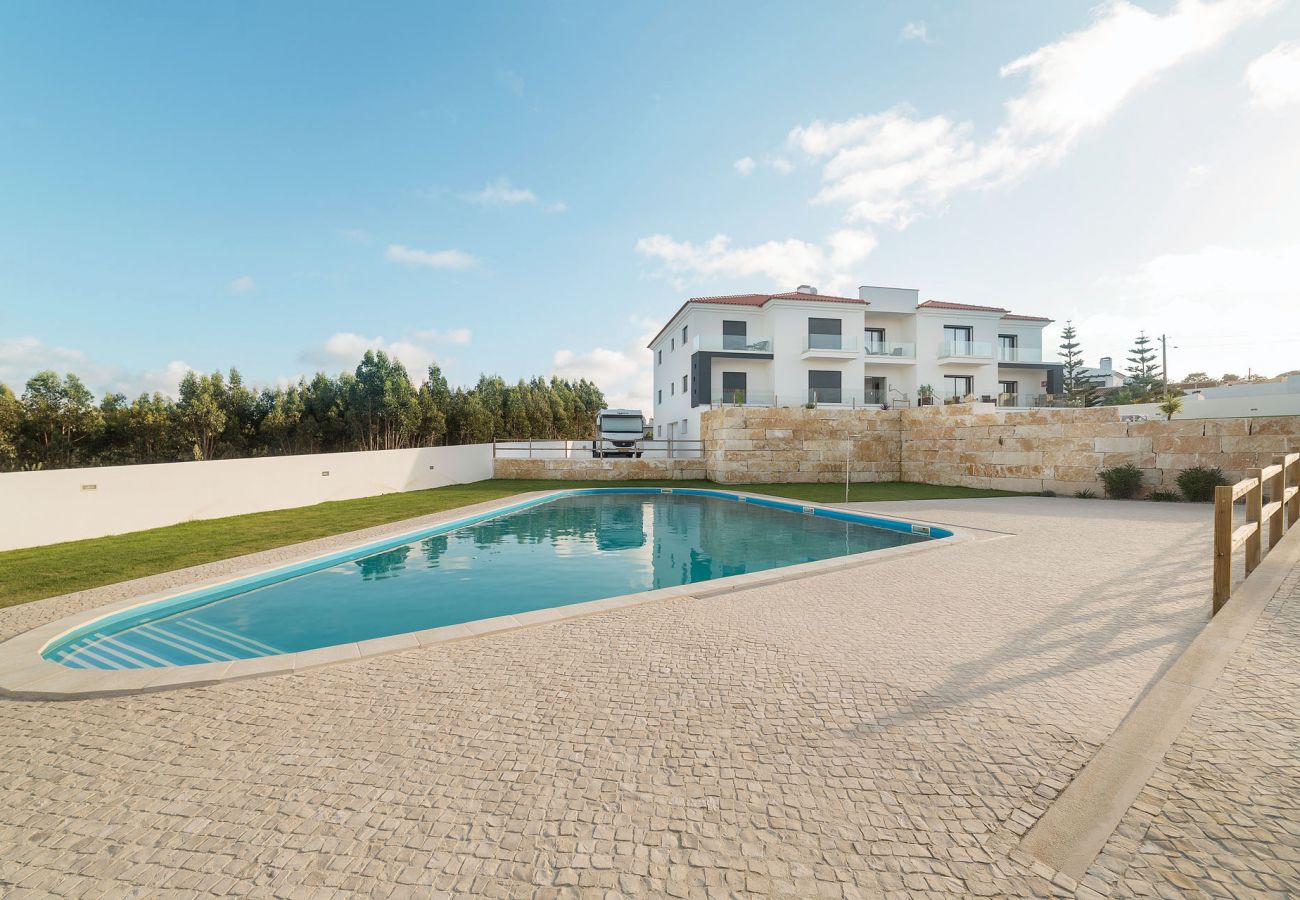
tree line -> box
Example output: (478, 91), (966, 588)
(0, 350), (607, 471)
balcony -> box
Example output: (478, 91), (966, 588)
(863, 341), (915, 362)
(693, 334), (774, 354)
(998, 346), (1043, 363)
(996, 393), (1066, 408)
(801, 334), (859, 360)
(937, 340), (993, 361)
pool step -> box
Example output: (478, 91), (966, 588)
(53, 618), (285, 669)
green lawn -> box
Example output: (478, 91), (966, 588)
(0, 479), (1025, 609)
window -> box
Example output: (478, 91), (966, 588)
(808, 370), (842, 404)
(657, 349), (662, 365)
(944, 325), (973, 354)
(864, 376), (886, 404)
(998, 334), (1018, 360)
(722, 319), (748, 350)
(944, 375), (973, 399)
(671, 337), (675, 351)
(682, 325), (688, 343)
(863, 327), (885, 353)
(680, 419), (688, 435)
(670, 382), (674, 396)
(999, 380), (1018, 396)
(721, 371), (747, 403)
(656, 425), (661, 437)
(682, 375), (688, 394)
(807, 317), (843, 350)
(657, 389), (662, 404)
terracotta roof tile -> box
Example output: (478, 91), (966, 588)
(917, 300), (1010, 313)
(1000, 313), (1054, 322)
(650, 290), (866, 346)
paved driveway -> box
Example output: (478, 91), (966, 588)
(0, 497), (1215, 897)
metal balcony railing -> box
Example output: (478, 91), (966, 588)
(938, 340), (993, 358)
(863, 341), (915, 358)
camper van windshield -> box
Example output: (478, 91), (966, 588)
(601, 416), (644, 434)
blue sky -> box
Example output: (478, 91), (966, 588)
(2, 0), (1299, 407)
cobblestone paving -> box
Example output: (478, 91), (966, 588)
(0, 498), (1214, 897)
(1080, 550), (1300, 900)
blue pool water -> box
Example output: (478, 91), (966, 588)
(45, 490), (943, 669)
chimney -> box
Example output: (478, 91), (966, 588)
(1099, 356), (1112, 373)
(796, 284), (818, 295)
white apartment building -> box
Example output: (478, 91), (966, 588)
(648, 285), (1062, 439)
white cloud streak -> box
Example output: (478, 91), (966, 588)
(0, 336), (192, 398)
(1244, 41), (1300, 108)
(385, 243), (479, 270)
(464, 176), (567, 212)
(229, 275), (254, 293)
(900, 21), (932, 44)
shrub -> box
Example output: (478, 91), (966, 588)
(1176, 465), (1229, 502)
(1073, 488), (1097, 499)
(1099, 464), (1144, 499)
(1149, 489), (1182, 502)
(1040, 489), (1057, 497)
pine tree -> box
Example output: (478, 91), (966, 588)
(1058, 321), (1098, 407)
(1126, 332), (1161, 400)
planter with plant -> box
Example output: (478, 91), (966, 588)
(918, 385), (934, 406)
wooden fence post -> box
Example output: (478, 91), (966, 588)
(1213, 484), (1233, 615)
(1245, 469), (1263, 576)
(1268, 456), (1285, 548)
(1286, 453), (1300, 528)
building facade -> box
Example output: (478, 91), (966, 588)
(648, 285), (1062, 439)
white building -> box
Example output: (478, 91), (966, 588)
(1080, 357), (1126, 389)
(648, 285), (1061, 439)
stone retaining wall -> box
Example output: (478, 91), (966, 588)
(699, 407), (901, 484)
(698, 404), (1300, 493)
(493, 458), (707, 481)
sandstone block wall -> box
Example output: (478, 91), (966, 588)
(493, 458), (707, 481)
(700, 407), (902, 484)
(697, 404), (1300, 494)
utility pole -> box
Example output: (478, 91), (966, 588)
(1160, 334), (1169, 398)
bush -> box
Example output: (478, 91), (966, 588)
(1149, 489), (1182, 502)
(1099, 464), (1144, 499)
(1176, 465), (1229, 502)
(1040, 489), (1057, 497)
(1073, 488), (1097, 499)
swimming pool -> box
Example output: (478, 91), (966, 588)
(41, 489), (950, 671)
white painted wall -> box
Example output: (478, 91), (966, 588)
(1120, 392), (1300, 420)
(0, 444), (494, 551)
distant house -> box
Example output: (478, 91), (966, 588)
(1079, 357), (1126, 389)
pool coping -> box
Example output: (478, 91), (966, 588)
(0, 487), (982, 700)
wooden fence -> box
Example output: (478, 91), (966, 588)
(1213, 453), (1300, 614)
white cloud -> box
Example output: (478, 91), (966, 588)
(385, 243), (479, 270)
(303, 327), (471, 378)
(497, 68), (525, 97)
(1244, 41), (1300, 108)
(229, 275), (254, 293)
(415, 327), (473, 345)
(551, 317), (658, 411)
(0, 336), (191, 398)
(337, 228), (372, 244)
(1077, 242), (1300, 377)
(1184, 162), (1211, 185)
(784, 0), (1279, 228)
(733, 155), (792, 177)
(635, 228), (877, 294)
(900, 21), (932, 44)
(464, 176), (566, 212)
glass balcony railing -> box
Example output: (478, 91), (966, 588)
(938, 340), (993, 358)
(803, 335), (858, 353)
(710, 391), (891, 408)
(997, 346), (1042, 363)
(693, 334), (773, 353)
(996, 393), (1064, 408)
(863, 341), (915, 358)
